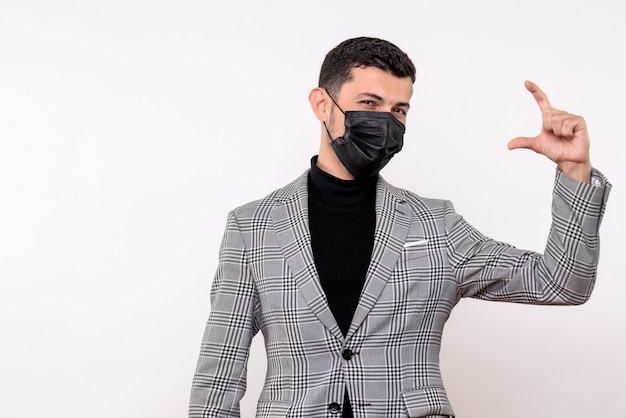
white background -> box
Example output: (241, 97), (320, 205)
(1, 1), (624, 417)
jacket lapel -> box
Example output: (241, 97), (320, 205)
(346, 179), (412, 340)
(270, 172), (344, 341)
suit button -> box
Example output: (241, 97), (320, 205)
(342, 349), (353, 360)
(328, 402), (341, 414)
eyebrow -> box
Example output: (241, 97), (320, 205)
(356, 92), (411, 109)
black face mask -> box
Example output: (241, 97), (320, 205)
(325, 93), (405, 179)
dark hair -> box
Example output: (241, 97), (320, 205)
(318, 37), (416, 96)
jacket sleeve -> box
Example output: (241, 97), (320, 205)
(189, 211), (260, 418)
(447, 168), (611, 304)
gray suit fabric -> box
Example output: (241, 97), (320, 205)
(190, 168), (610, 418)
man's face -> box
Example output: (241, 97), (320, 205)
(327, 66), (413, 138)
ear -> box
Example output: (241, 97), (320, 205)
(308, 87), (329, 122)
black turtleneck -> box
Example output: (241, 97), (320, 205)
(307, 156), (377, 336)
(308, 156), (377, 418)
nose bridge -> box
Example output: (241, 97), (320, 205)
(379, 99), (394, 112)
(381, 98), (401, 113)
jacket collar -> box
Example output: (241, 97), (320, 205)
(271, 170), (412, 342)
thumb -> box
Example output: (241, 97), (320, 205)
(508, 136), (539, 152)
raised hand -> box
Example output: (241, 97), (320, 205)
(508, 80), (592, 183)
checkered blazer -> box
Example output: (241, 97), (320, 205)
(189, 168), (610, 418)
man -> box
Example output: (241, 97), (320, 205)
(189, 37), (610, 417)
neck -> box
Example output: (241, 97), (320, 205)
(308, 156), (377, 204)
(317, 146), (354, 180)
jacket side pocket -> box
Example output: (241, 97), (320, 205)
(401, 386), (455, 417)
(255, 400), (292, 417)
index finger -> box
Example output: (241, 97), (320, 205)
(524, 80), (553, 111)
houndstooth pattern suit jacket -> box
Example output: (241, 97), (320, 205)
(189, 168), (610, 418)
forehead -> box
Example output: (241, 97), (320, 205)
(339, 66), (413, 103)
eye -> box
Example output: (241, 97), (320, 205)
(392, 107), (407, 116)
(360, 100), (376, 107)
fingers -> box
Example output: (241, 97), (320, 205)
(525, 80), (553, 111)
(523, 80), (587, 138)
(544, 112), (586, 138)
(513, 81), (591, 169)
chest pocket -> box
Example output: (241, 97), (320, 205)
(401, 238), (430, 261)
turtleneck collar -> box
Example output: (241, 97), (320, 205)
(308, 156), (377, 205)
